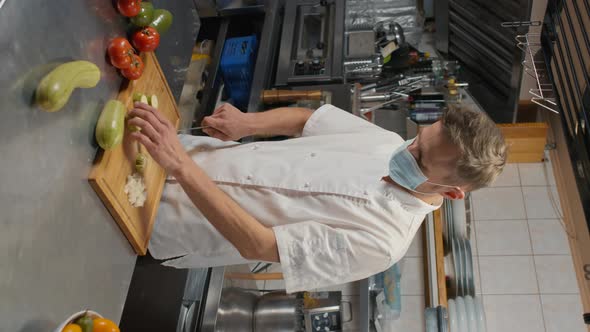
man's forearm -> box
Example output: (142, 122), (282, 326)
(172, 159), (280, 262)
(246, 107), (313, 137)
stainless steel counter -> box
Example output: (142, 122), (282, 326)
(0, 1), (198, 331)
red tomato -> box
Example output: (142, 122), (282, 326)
(117, 0), (141, 17)
(132, 27), (160, 52)
(107, 37), (134, 58)
(110, 54), (132, 69)
(121, 54), (144, 80)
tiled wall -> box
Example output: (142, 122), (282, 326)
(471, 158), (586, 332)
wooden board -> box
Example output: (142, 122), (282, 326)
(424, 210), (448, 308)
(89, 52), (180, 255)
(497, 123), (548, 163)
(433, 209), (448, 308)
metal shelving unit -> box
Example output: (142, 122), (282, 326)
(515, 32), (558, 114)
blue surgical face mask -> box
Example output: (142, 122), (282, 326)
(389, 138), (456, 195)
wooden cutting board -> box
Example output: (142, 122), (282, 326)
(89, 52), (180, 255)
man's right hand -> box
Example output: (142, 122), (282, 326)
(201, 103), (252, 141)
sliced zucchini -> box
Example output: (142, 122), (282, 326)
(132, 92), (144, 102)
(148, 95), (159, 108)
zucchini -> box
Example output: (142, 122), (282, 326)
(36, 60), (100, 112)
(135, 153), (148, 173)
(95, 100), (126, 150)
(132, 92), (144, 102)
(148, 95), (158, 108)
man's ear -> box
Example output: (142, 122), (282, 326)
(441, 187), (465, 200)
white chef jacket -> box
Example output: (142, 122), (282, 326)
(149, 104), (440, 293)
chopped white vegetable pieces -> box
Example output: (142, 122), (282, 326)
(124, 173), (147, 207)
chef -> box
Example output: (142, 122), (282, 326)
(127, 102), (507, 293)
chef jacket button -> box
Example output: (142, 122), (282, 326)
(304, 182), (310, 188)
(363, 190), (369, 195)
(247, 175), (253, 180)
(310, 152), (316, 157)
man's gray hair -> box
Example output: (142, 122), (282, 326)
(442, 105), (508, 190)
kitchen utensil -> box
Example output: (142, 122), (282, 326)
(450, 205), (456, 238)
(425, 307), (438, 332)
(464, 239), (476, 296)
(392, 23), (405, 46)
(451, 199), (467, 237)
(444, 255), (455, 289)
(437, 306), (449, 332)
(215, 288), (258, 332)
(89, 52), (181, 254)
(254, 292), (304, 332)
(54, 310), (103, 332)
(261, 89), (323, 104)
(179, 269), (209, 332)
(464, 295), (477, 332)
(344, 55), (383, 79)
(448, 299), (458, 332)
(360, 74), (405, 92)
(465, 194), (474, 239)
(465, 296), (478, 332)
(474, 297), (487, 332)
(457, 237), (469, 296)
(442, 201), (451, 253)
(450, 237), (461, 297)
(452, 237), (464, 297)
(177, 126), (211, 132)
(360, 96), (403, 114)
(445, 199), (455, 238)
(360, 92), (392, 102)
(459, 237), (469, 297)
(456, 297), (469, 332)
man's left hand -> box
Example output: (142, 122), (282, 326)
(128, 102), (190, 177)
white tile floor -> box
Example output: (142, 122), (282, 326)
(471, 161), (585, 332)
(483, 295), (545, 332)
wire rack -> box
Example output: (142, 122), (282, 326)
(515, 33), (559, 114)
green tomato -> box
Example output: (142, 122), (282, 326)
(74, 315), (93, 332)
(149, 9), (173, 34)
(130, 2), (154, 27)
